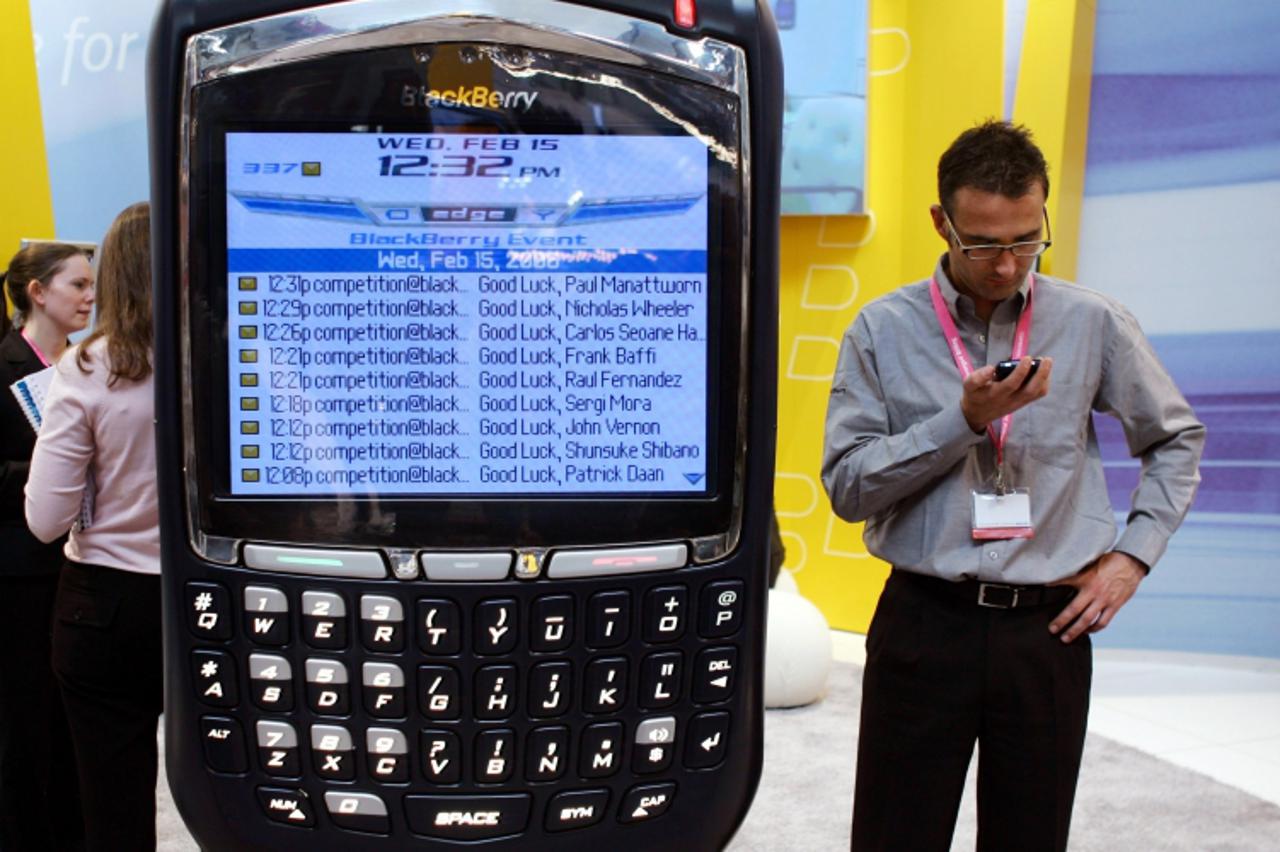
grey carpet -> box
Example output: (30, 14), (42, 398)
(731, 662), (1280, 851)
(157, 662), (1280, 850)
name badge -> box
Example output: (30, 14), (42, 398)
(971, 489), (1034, 540)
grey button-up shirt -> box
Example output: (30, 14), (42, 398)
(822, 258), (1205, 584)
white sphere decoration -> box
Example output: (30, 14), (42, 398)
(764, 575), (833, 709)
(772, 564), (800, 595)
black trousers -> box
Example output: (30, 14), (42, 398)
(0, 573), (84, 852)
(51, 561), (163, 852)
(851, 570), (1091, 852)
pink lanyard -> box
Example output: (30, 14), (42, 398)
(928, 274), (1035, 473)
(20, 329), (53, 368)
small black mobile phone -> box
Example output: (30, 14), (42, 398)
(994, 357), (1041, 382)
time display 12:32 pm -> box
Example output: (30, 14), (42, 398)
(378, 154), (514, 177)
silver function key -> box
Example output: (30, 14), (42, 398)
(547, 544), (687, 579)
(634, 716), (677, 773)
(323, 791), (390, 833)
(256, 719), (298, 749)
(301, 591), (346, 618)
(366, 728), (409, 783)
(360, 595), (404, 623)
(635, 716), (677, 747)
(323, 791), (387, 817)
(248, 653), (292, 681)
(362, 662), (405, 688)
(366, 728), (408, 755)
(311, 724), (354, 753)
(244, 585), (287, 613)
(244, 544), (386, 579)
(421, 552), (513, 581)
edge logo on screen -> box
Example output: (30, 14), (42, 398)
(401, 85), (539, 111)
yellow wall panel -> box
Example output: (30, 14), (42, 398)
(0, 0), (55, 317)
(1013, 0), (1097, 280)
(776, 0), (1009, 632)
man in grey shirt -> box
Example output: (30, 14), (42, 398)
(823, 121), (1204, 851)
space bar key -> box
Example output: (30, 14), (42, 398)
(404, 793), (532, 841)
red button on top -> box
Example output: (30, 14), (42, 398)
(674, 0), (697, 29)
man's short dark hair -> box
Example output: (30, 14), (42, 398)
(937, 120), (1050, 213)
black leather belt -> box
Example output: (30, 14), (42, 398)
(894, 569), (1076, 610)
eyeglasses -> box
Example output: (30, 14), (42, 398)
(941, 206), (1052, 260)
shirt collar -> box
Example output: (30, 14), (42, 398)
(933, 254), (1033, 321)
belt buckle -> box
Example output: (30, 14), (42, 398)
(977, 583), (1018, 609)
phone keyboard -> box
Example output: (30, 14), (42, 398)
(183, 571), (745, 840)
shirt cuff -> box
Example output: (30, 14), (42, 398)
(1114, 521), (1168, 571)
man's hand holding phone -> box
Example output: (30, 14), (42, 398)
(960, 356), (1053, 433)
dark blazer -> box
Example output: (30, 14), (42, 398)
(0, 328), (66, 576)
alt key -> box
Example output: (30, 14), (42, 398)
(199, 716), (247, 774)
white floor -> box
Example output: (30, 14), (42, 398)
(830, 631), (1280, 808)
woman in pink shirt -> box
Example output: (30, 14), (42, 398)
(26, 202), (160, 852)
(1, 242), (94, 851)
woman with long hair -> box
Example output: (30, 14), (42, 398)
(26, 202), (160, 851)
(0, 241), (93, 850)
